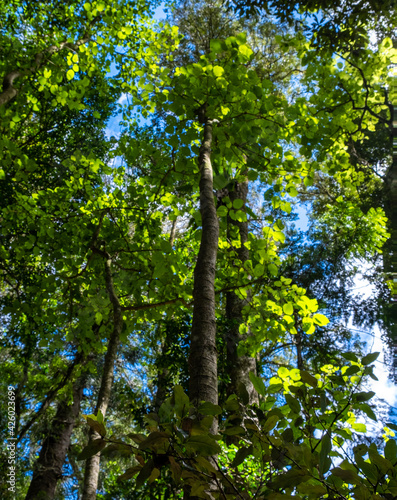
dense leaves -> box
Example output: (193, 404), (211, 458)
(1, 0), (397, 499)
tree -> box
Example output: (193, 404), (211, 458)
(2, 0), (397, 498)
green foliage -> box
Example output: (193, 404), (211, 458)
(2, 0), (397, 498)
(79, 353), (394, 499)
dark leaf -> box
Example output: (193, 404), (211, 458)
(77, 439), (107, 460)
(361, 352), (380, 365)
(117, 465), (142, 482)
(232, 445), (253, 467)
(185, 435), (221, 456)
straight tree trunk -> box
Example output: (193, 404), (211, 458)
(188, 113), (219, 428)
(25, 378), (85, 500)
(82, 253), (123, 500)
(382, 97), (397, 380)
(225, 179), (258, 406)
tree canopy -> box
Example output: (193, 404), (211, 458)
(1, 0), (397, 499)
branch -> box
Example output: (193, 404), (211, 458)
(0, 16), (100, 107)
(17, 352), (84, 442)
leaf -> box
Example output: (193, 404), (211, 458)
(302, 318), (315, 334)
(83, 414), (106, 437)
(312, 313), (329, 326)
(232, 198), (244, 209)
(269, 468), (310, 489)
(249, 372), (266, 396)
(213, 65), (224, 77)
(198, 402), (222, 416)
(173, 385), (189, 418)
(253, 263), (265, 277)
(139, 431), (170, 450)
(77, 439), (107, 460)
(352, 423), (367, 433)
(148, 467), (160, 483)
(319, 433), (332, 475)
(360, 403), (377, 422)
(223, 395), (240, 412)
(195, 456), (217, 474)
(237, 381), (250, 405)
(344, 365), (360, 376)
(136, 459), (155, 488)
(169, 456), (182, 482)
(283, 302), (294, 315)
(210, 39), (223, 53)
(268, 263), (278, 276)
(285, 393), (301, 414)
(117, 465), (142, 482)
(232, 445), (253, 467)
(128, 433), (147, 444)
(361, 352), (380, 365)
(216, 205), (228, 217)
(341, 352), (358, 362)
(101, 442), (132, 458)
(297, 483), (327, 496)
(353, 391), (375, 403)
(331, 467), (361, 484)
(185, 435), (221, 456)
(262, 415), (279, 432)
(385, 438), (397, 462)
(300, 370), (318, 388)
(66, 69), (75, 80)
(368, 448), (393, 474)
(223, 425), (245, 436)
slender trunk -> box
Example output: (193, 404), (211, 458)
(25, 378), (85, 500)
(82, 253), (123, 500)
(295, 330), (304, 371)
(153, 339), (171, 412)
(188, 114), (219, 428)
(225, 179), (258, 405)
(382, 98), (397, 380)
(169, 217), (177, 246)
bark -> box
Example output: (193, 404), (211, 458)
(82, 252), (123, 500)
(18, 354), (83, 443)
(295, 329), (304, 371)
(383, 100), (397, 380)
(169, 217), (177, 246)
(188, 114), (219, 428)
(153, 336), (171, 412)
(225, 179), (258, 406)
(25, 378), (85, 500)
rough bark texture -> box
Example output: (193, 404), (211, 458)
(18, 355), (82, 444)
(188, 116), (219, 423)
(225, 179), (258, 406)
(383, 99), (397, 381)
(25, 379), (85, 500)
(82, 254), (123, 500)
(295, 329), (304, 371)
(154, 338), (171, 412)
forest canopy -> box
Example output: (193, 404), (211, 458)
(1, 0), (397, 499)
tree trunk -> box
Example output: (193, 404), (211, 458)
(25, 378), (85, 500)
(82, 253), (123, 500)
(295, 329), (304, 371)
(153, 338), (171, 412)
(188, 114), (219, 428)
(225, 179), (258, 405)
(383, 97), (397, 381)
